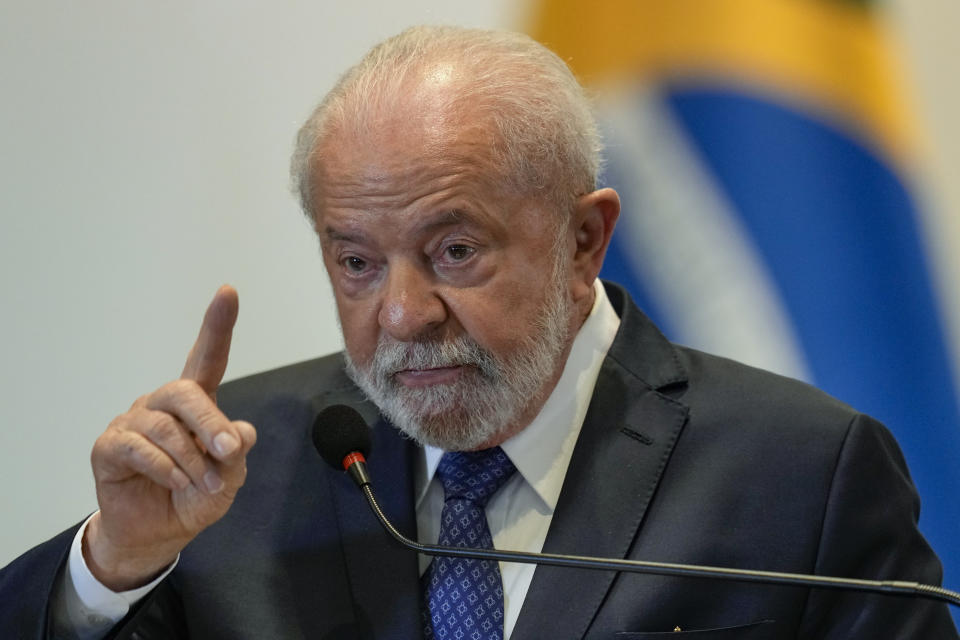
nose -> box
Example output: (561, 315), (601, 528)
(378, 261), (447, 342)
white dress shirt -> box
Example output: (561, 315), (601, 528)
(57, 279), (620, 640)
(416, 279), (620, 639)
(51, 514), (175, 639)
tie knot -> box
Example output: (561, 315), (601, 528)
(436, 447), (517, 508)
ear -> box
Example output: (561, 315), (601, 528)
(569, 188), (620, 305)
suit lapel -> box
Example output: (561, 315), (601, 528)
(314, 389), (424, 639)
(512, 283), (690, 639)
(328, 417), (423, 639)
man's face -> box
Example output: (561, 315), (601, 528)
(312, 102), (579, 451)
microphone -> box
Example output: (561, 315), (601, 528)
(312, 404), (373, 488)
(311, 404), (960, 608)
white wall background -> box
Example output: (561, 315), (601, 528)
(0, 0), (522, 567)
(1, 0), (957, 568)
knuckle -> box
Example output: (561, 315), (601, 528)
(92, 422), (126, 461)
(142, 414), (205, 469)
(106, 412), (130, 432)
(144, 412), (179, 439)
(195, 405), (225, 431)
(151, 378), (199, 405)
(174, 441), (206, 473)
(124, 438), (169, 478)
(119, 437), (149, 469)
(130, 393), (150, 409)
(175, 378), (202, 396)
(91, 432), (110, 464)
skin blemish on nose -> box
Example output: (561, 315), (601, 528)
(383, 295), (408, 327)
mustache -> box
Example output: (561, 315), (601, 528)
(370, 335), (498, 377)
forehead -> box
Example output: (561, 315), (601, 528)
(311, 98), (508, 220)
(321, 114), (492, 185)
(320, 64), (504, 173)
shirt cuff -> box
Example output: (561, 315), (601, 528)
(58, 513), (178, 633)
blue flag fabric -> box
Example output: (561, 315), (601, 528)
(531, 0), (960, 619)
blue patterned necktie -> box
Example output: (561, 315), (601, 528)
(422, 447), (518, 640)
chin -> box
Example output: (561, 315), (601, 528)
(388, 399), (510, 452)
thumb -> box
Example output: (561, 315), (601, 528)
(181, 284), (239, 396)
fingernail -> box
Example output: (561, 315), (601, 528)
(170, 468), (190, 490)
(213, 432), (239, 457)
(204, 470), (224, 494)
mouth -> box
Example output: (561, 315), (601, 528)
(393, 365), (466, 388)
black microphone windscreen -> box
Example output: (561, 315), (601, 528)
(312, 404), (372, 470)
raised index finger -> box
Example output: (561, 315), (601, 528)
(181, 285), (239, 396)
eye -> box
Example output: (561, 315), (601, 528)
(342, 255), (368, 273)
(444, 244), (474, 261)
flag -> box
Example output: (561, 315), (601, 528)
(530, 0), (960, 606)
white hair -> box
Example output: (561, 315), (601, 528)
(290, 25), (604, 221)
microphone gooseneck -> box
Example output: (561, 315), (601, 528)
(313, 404), (960, 608)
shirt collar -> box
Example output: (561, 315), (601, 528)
(416, 279), (621, 511)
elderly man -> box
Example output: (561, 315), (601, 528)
(1, 26), (957, 639)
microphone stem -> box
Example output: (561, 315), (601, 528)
(360, 484), (960, 608)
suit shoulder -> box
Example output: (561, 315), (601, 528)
(220, 353), (349, 394)
(216, 353), (366, 417)
(673, 345), (862, 437)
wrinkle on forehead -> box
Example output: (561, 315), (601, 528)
(319, 169), (467, 217)
(314, 135), (502, 219)
(308, 67), (512, 222)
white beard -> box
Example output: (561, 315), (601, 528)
(343, 273), (572, 451)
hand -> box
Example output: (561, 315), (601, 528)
(84, 285), (257, 591)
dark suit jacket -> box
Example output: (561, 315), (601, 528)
(2, 283), (957, 638)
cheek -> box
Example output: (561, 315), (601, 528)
(448, 281), (546, 353)
(334, 296), (380, 366)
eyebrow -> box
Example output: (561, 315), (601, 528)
(413, 208), (486, 235)
(322, 227), (365, 243)
(323, 209), (487, 244)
